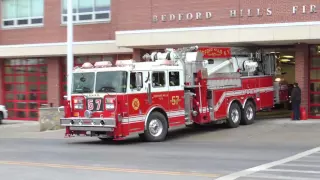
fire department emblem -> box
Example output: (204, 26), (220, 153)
(132, 98), (140, 110)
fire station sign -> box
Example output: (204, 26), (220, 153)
(152, 5), (317, 23)
(153, 12), (212, 23)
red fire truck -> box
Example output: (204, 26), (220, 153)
(60, 46), (276, 142)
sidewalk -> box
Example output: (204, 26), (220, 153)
(1, 120), (38, 127)
(0, 120), (39, 134)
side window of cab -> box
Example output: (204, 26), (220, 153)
(152, 71), (166, 87)
(169, 71), (180, 86)
(130, 72), (143, 90)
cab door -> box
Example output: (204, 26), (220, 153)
(127, 71), (148, 133)
(168, 70), (185, 125)
(150, 70), (169, 112)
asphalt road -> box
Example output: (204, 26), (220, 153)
(1, 118), (320, 180)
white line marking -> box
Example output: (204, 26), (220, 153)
(282, 163), (320, 168)
(248, 173), (319, 180)
(215, 146), (320, 180)
(295, 159), (320, 163)
(264, 168), (320, 174)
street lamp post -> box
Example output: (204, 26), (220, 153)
(67, 0), (74, 101)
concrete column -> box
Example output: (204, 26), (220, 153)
(295, 43), (309, 113)
(47, 57), (61, 107)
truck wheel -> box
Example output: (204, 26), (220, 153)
(227, 103), (241, 128)
(241, 101), (256, 125)
(143, 111), (168, 142)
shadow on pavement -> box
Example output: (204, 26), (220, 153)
(67, 124), (227, 146)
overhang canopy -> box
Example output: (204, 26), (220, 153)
(0, 40), (133, 58)
(115, 21), (320, 48)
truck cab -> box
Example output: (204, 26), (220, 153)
(61, 60), (186, 141)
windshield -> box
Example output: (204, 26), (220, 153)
(95, 71), (128, 93)
(72, 72), (95, 93)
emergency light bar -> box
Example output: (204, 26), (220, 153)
(115, 60), (136, 67)
(94, 61), (112, 68)
(82, 62), (94, 68)
(155, 60), (175, 66)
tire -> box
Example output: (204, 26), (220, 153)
(98, 135), (113, 141)
(226, 102), (241, 128)
(241, 101), (256, 125)
(142, 111), (168, 142)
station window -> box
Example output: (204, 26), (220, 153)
(2, 0), (44, 28)
(61, 0), (111, 24)
(130, 72), (143, 89)
(169, 71), (180, 86)
(152, 72), (165, 87)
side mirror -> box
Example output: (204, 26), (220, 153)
(135, 73), (143, 91)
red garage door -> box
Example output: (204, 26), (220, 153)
(3, 58), (48, 120)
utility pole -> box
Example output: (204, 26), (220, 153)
(67, 0), (73, 101)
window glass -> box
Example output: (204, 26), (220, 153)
(72, 72), (95, 93)
(130, 72), (143, 89)
(79, 0), (93, 13)
(310, 45), (320, 56)
(31, 0), (44, 17)
(95, 0), (110, 11)
(310, 69), (320, 80)
(311, 57), (320, 68)
(169, 71), (180, 86)
(310, 82), (320, 92)
(95, 71), (127, 93)
(152, 72), (166, 87)
(2, 0), (44, 27)
(62, 0), (111, 23)
(2, 0), (15, 19)
(17, 0), (29, 18)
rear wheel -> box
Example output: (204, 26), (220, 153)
(226, 103), (241, 128)
(142, 111), (168, 142)
(241, 101), (256, 125)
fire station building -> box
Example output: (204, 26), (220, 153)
(0, 0), (319, 120)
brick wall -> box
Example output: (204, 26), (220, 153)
(1, 0), (320, 45)
(295, 43), (309, 112)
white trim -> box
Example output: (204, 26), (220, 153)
(122, 110), (186, 124)
(0, 40), (116, 48)
(116, 21), (320, 35)
(214, 86), (274, 112)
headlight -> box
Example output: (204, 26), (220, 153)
(105, 98), (115, 111)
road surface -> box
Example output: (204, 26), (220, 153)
(1, 118), (320, 180)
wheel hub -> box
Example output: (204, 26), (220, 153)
(231, 109), (239, 123)
(149, 119), (163, 137)
(246, 106), (253, 120)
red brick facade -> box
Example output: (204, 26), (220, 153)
(295, 44), (309, 111)
(1, 0), (319, 45)
(0, 0), (319, 119)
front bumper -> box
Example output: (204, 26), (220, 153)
(60, 118), (116, 132)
